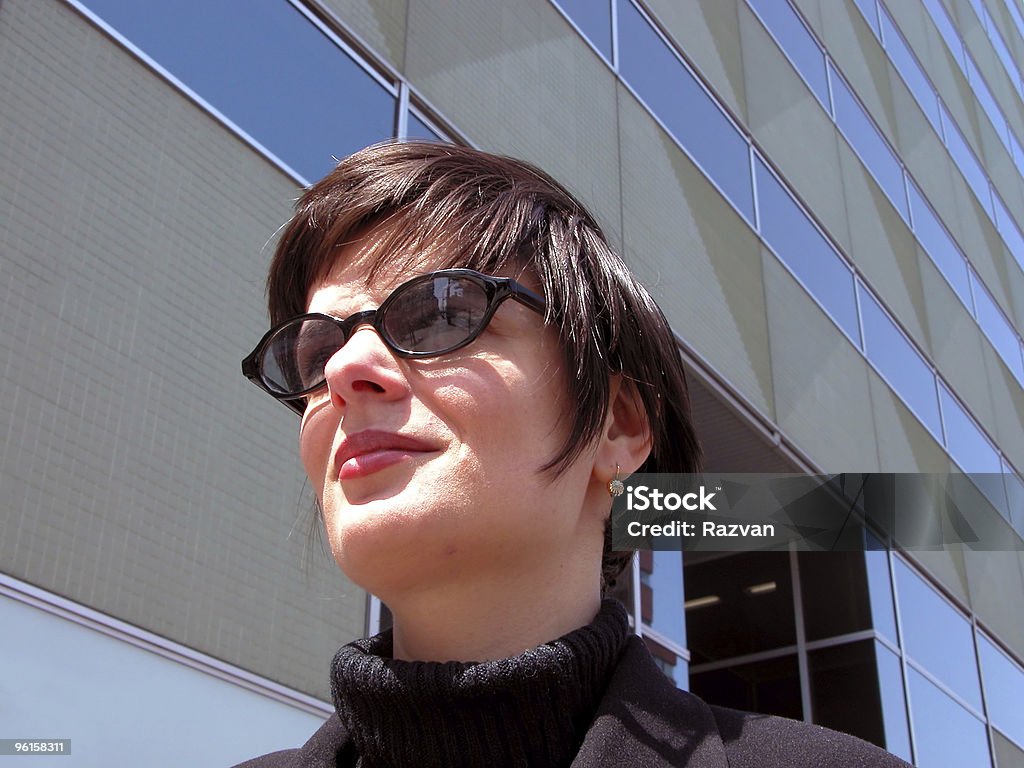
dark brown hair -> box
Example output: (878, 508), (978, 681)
(267, 141), (702, 590)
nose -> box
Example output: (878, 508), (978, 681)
(323, 325), (409, 411)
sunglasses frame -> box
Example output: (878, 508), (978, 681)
(241, 269), (547, 415)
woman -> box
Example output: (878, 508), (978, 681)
(236, 142), (908, 767)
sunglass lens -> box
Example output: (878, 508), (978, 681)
(384, 275), (489, 353)
(262, 317), (346, 394)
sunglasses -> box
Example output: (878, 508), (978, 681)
(241, 269), (547, 414)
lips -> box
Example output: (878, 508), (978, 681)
(334, 430), (439, 480)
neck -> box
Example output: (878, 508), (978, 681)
(387, 559), (602, 661)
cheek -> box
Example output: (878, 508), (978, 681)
(298, 411), (334, 491)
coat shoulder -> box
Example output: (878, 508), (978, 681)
(709, 704), (911, 768)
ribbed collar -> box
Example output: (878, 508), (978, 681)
(329, 599), (630, 768)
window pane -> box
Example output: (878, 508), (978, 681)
(865, 543), (898, 642)
(830, 67), (909, 220)
(643, 634), (688, 691)
(643, 549), (686, 648)
(1004, 462), (1024, 534)
(876, 642), (912, 761)
(684, 552), (795, 663)
(754, 156), (860, 344)
(554, 0), (612, 61)
(852, 0), (880, 37)
(972, 271), (1024, 384)
(859, 284), (942, 439)
(746, 0), (829, 108)
(939, 384), (1002, 474)
(406, 112), (442, 142)
(894, 558), (982, 710)
(908, 668), (991, 768)
(808, 641), (887, 749)
(691, 654), (802, 721)
(992, 191), (1024, 274)
(82, 0), (396, 182)
(940, 104), (993, 217)
(1010, 131), (1024, 190)
(907, 180), (972, 307)
(879, 8), (942, 132)
(799, 550), (872, 641)
(922, 0), (966, 69)
(978, 633), (1024, 750)
(617, 0), (754, 221)
(964, 54), (1008, 152)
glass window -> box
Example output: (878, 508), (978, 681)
(971, 271), (1024, 384)
(876, 642), (912, 761)
(691, 653), (803, 721)
(894, 557), (983, 711)
(922, 0), (966, 70)
(865, 541), (898, 642)
(907, 180), (972, 307)
(684, 552), (796, 663)
(808, 641), (888, 749)
(1010, 131), (1024, 181)
(937, 382), (1003, 475)
(799, 550), (872, 641)
(1004, 462), (1024, 534)
(1006, 0), (1024, 45)
(978, 633), (1024, 749)
(858, 284), (943, 439)
(746, 0), (829, 108)
(643, 634), (689, 690)
(830, 66), (909, 221)
(82, 0), (396, 182)
(754, 156), (861, 344)
(643, 549), (686, 648)
(406, 112), (443, 142)
(964, 55), (1010, 156)
(617, 0), (755, 222)
(553, 0), (612, 61)
(992, 191), (1024, 274)
(908, 667), (991, 768)
(939, 104), (993, 218)
(879, 8), (942, 133)
(852, 0), (881, 37)
(981, 7), (1024, 101)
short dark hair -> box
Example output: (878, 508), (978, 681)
(267, 141), (702, 589)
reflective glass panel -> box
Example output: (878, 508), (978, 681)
(684, 552), (796, 663)
(643, 634), (689, 691)
(617, 0), (755, 221)
(908, 667), (991, 768)
(830, 67), (909, 221)
(691, 653), (802, 721)
(754, 156), (860, 344)
(879, 8), (942, 132)
(894, 557), (983, 710)
(876, 642), (912, 761)
(992, 192), (1024, 273)
(1004, 462), (1024, 533)
(406, 112), (442, 142)
(1011, 131), (1024, 183)
(978, 633), (1024, 749)
(939, 384), (1002, 474)
(858, 284), (943, 439)
(981, 7), (1024, 100)
(964, 54), (1008, 149)
(971, 271), (1024, 383)
(554, 0), (613, 61)
(746, 0), (829, 108)
(799, 550), (872, 641)
(643, 549), (686, 648)
(940, 104), (993, 217)
(1007, 0), (1024, 44)
(922, 0), (966, 69)
(81, 0), (396, 182)
(808, 641), (887, 749)
(907, 180), (972, 307)
(852, 0), (880, 37)
(865, 542), (898, 642)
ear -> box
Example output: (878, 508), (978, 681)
(592, 374), (653, 487)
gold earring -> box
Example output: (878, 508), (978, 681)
(608, 464), (624, 498)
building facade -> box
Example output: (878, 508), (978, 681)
(1, 0), (1023, 765)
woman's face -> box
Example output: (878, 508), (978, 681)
(298, 239), (599, 597)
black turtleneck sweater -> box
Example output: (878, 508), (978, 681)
(329, 598), (629, 767)
(233, 597), (912, 768)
